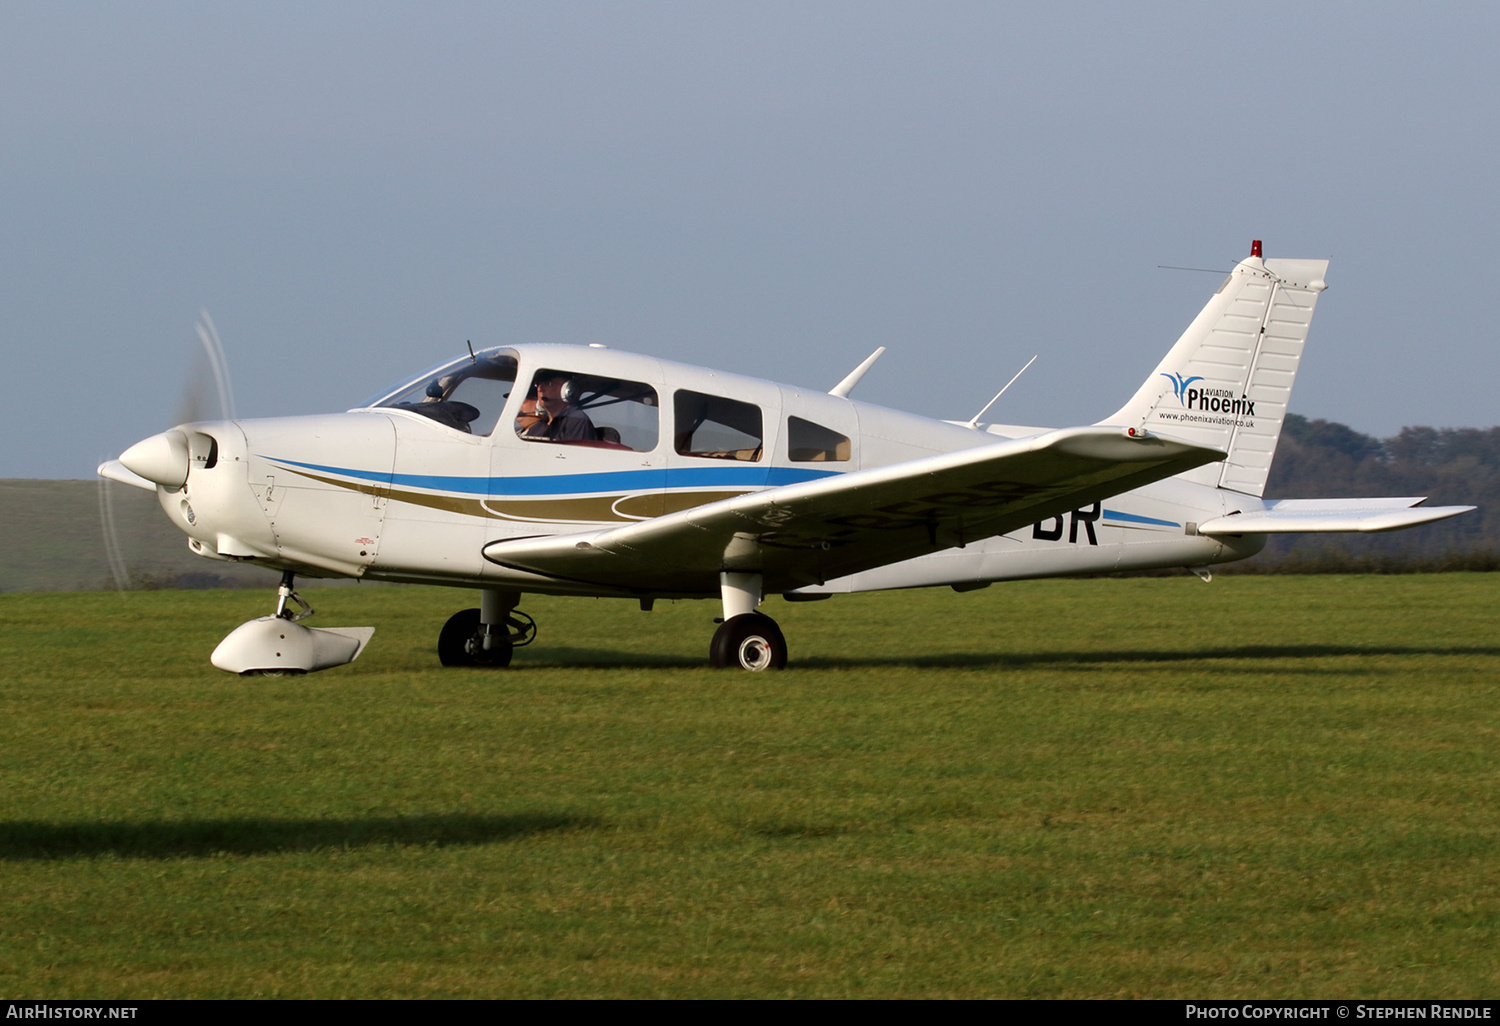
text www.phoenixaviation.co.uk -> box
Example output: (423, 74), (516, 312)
(1157, 410), (1256, 429)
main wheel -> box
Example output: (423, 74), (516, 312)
(710, 613), (787, 671)
(438, 608), (514, 668)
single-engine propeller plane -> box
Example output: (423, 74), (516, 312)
(100, 243), (1475, 673)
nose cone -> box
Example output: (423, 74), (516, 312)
(119, 429), (190, 488)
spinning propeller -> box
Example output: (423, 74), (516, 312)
(97, 311), (238, 589)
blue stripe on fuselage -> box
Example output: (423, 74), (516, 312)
(1101, 509), (1179, 528)
(263, 457), (839, 495)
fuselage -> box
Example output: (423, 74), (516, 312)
(149, 343), (1266, 598)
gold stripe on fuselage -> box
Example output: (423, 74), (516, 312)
(279, 466), (747, 524)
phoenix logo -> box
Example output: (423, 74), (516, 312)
(1160, 372), (1203, 402)
(1159, 372), (1258, 416)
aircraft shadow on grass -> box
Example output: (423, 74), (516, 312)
(0, 813), (599, 861)
(525, 643), (1500, 672)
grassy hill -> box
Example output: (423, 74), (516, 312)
(0, 479), (276, 593)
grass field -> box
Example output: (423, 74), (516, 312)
(1, 575), (1497, 998)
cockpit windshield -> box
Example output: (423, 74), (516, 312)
(359, 348), (520, 436)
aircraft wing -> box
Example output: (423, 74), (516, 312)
(481, 426), (1224, 594)
(1198, 497), (1476, 535)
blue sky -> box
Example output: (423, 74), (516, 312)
(3, 2), (1496, 478)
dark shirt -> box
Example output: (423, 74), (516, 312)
(520, 406), (596, 442)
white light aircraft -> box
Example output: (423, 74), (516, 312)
(100, 242), (1474, 673)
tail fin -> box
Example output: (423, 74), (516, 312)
(1102, 246), (1329, 497)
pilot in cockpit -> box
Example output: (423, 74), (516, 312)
(519, 372), (596, 442)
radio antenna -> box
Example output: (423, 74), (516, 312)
(966, 354), (1037, 429)
(466, 339), (477, 364)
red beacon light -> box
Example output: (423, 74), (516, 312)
(1251, 239), (1263, 258)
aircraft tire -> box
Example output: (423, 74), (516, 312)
(438, 608), (515, 668)
(710, 613), (787, 671)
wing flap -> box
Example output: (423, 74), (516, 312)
(482, 426), (1224, 593)
(1199, 498), (1475, 535)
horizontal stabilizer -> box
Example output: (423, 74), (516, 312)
(1198, 498), (1475, 535)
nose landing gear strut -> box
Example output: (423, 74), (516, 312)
(274, 569), (313, 621)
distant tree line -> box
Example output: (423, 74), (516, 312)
(1228, 414), (1498, 573)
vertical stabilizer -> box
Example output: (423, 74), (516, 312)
(1101, 248), (1328, 496)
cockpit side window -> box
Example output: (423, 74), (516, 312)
(374, 349), (520, 436)
(787, 416), (850, 462)
(675, 390), (763, 461)
(516, 369), (659, 452)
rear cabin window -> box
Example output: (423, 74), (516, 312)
(787, 416), (850, 462)
(514, 369), (659, 452)
(674, 390), (763, 462)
